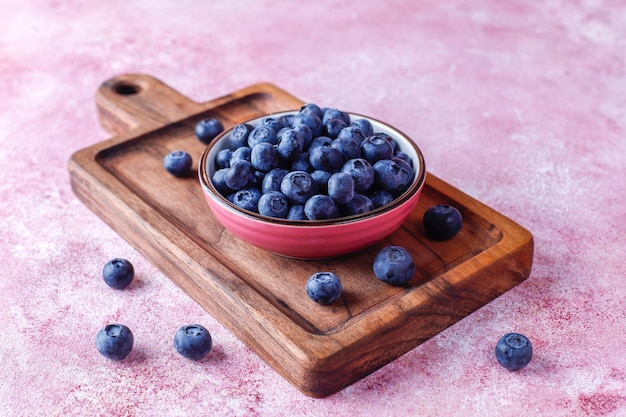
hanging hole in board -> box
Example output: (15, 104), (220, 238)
(113, 82), (141, 95)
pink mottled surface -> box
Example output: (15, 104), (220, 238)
(1, 1), (625, 416)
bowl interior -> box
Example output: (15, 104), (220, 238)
(199, 111), (426, 225)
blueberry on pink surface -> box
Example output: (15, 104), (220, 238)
(174, 324), (213, 360)
(495, 333), (533, 371)
(96, 324), (134, 360)
(102, 258), (134, 289)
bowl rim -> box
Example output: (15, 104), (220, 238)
(198, 110), (426, 227)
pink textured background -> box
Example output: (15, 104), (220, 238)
(1, 1), (625, 416)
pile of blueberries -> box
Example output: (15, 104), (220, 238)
(210, 103), (416, 220)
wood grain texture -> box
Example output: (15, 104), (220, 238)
(68, 74), (534, 397)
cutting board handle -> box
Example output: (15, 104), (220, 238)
(95, 73), (201, 135)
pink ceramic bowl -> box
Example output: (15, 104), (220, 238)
(198, 111), (426, 259)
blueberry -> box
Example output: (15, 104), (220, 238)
(311, 169), (332, 194)
(258, 191), (289, 218)
(309, 145), (343, 172)
(261, 168), (289, 193)
(368, 189), (395, 208)
(306, 272), (342, 305)
(327, 172), (355, 205)
(361, 135), (394, 163)
(212, 168), (234, 195)
(351, 118), (374, 137)
(293, 112), (322, 138)
(164, 150), (193, 177)
(373, 246), (415, 286)
(224, 160), (255, 191)
(291, 152), (313, 172)
(215, 149), (232, 169)
(277, 129), (305, 160)
(304, 194), (338, 220)
(394, 151), (413, 167)
(195, 118), (224, 144)
(341, 193), (374, 216)
(248, 125), (278, 148)
(287, 204), (307, 220)
(102, 258), (134, 289)
(174, 324), (213, 360)
(341, 158), (375, 193)
(278, 114), (295, 128)
(495, 333), (533, 371)
(322, 108), (350, 125)
(308, 136), (333, 150)
(423, 204), (463, 241)
(231, 187), (262, 212)
(373, 159), (414, 196)
(324, 118), (348, 139)
(250, 142), (279, 172)
(96, 324), (134, 360)
(281, 171), (318, 204)
(332, 135), (362, 160)
(229, 123), (254, 148)
(260, 116), (283, 133)
(230, 146), (252, 164)
(292, 124), (313, 149)
(337, 126), (366, 146)
(299, 103), (323, 119)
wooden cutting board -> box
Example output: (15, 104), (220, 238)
(68, 74), (534, 397)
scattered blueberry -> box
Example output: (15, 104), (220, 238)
(373, 246), (415, 286)
(102, 258), (134, 289)
(306, 272), (342, 305)
(423, 204), (463, 240)
(495, 333), (533, 371)
(174, 324), (213, 360)
(195, 118), (224, 144)
(96, 324), (134, 360)
(164, 150), (193, 177)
